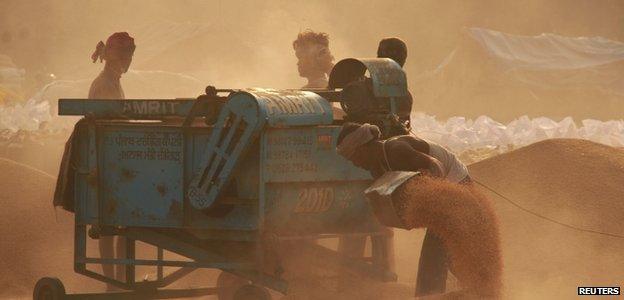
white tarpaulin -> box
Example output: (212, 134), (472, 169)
(467, 27), (624, 96)
(414, 28), (624, 121)
(469, 27), (624, 71)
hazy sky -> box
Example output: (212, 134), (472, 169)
(2, 0), (622, 83)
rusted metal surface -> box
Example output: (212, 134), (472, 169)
(252, 88), (328, 114)
(98, 127), (184, 227)
(59, 84), (398, 299)
(328, 57), (408, 98)
(59, 98), (200, 119)
(263, 127), (369, 183)
(187, 92), (264, 211)
(72, 92), (377, 232)
(249, 88), (333, 126)
(361, 58), (407, 95)
(187, 89), (333, 211)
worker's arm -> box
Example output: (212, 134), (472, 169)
(390, 143), (445, 177)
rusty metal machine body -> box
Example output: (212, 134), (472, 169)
(34, 58), (408, 300)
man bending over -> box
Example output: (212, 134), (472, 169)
(336, 123), (503, 299)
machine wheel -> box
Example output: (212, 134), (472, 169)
(33, 277), (66, 300)
(232, 284), (271, 300)
(217, 271), (250, 300)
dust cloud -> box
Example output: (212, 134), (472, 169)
(1, 1), (624, 299)
(2, 0), (623, 96)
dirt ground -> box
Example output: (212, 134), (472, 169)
(1, 138), (624, 299)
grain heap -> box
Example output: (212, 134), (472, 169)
(0, 158), (100, 298)
(468, 138), (624, 299)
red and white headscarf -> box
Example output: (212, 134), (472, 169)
(91, 32), (136, 63)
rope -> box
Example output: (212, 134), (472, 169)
(472, 178), (624, 240)
(0, 157), (55, 179)
(381, 139), (392, 172)
(406, 126), (624, 240)
(0, 157), (61, 222)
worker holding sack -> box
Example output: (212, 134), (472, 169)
(336, 122), (503, 299)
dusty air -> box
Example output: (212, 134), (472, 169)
(1, 1), (623, 300)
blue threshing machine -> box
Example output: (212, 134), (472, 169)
(33, 58), (409, 300)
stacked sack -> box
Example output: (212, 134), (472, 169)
(411, 113), (624, 162)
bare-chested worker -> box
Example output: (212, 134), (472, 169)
(293, 30), (334, 88)
(89, 32), (135, 99)
(89, 31), (135, 290)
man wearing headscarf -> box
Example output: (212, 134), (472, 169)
(89, 32), (135, 99)
(90, 31), (135, 290)
(293, 30), (334, 89)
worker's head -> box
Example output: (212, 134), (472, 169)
(91, 32), (136, 75)
(293, 30), (334, 80)
(377, 37), (407, 67)
(337, 122), (381, 170)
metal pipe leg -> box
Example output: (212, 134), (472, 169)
(124, 237), (135, 285)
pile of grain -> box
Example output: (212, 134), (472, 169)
(0, 157), (223, 299)
(0, 157), (102, 298)
(467, 138), (624, 299)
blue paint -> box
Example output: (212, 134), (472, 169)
(57, 59), (408, 296)
(328, 58), (408, 98)
(68, 88), (380, 236)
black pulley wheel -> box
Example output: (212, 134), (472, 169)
(217, 271), (251, 300)
(232, 284), (271, 300)
(33, 277), (66, 300)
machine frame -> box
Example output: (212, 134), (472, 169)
(34, 58), (407, 300)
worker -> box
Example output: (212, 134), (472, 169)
(377, 37), (413, 132)
(292, 30), (334, 88)
(336, 37), (412, 135)
(337, 37), (414, 278)
(89, 31), (136, 290)
(336, 123), (503, 299)
(89, 32), (135, 99)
